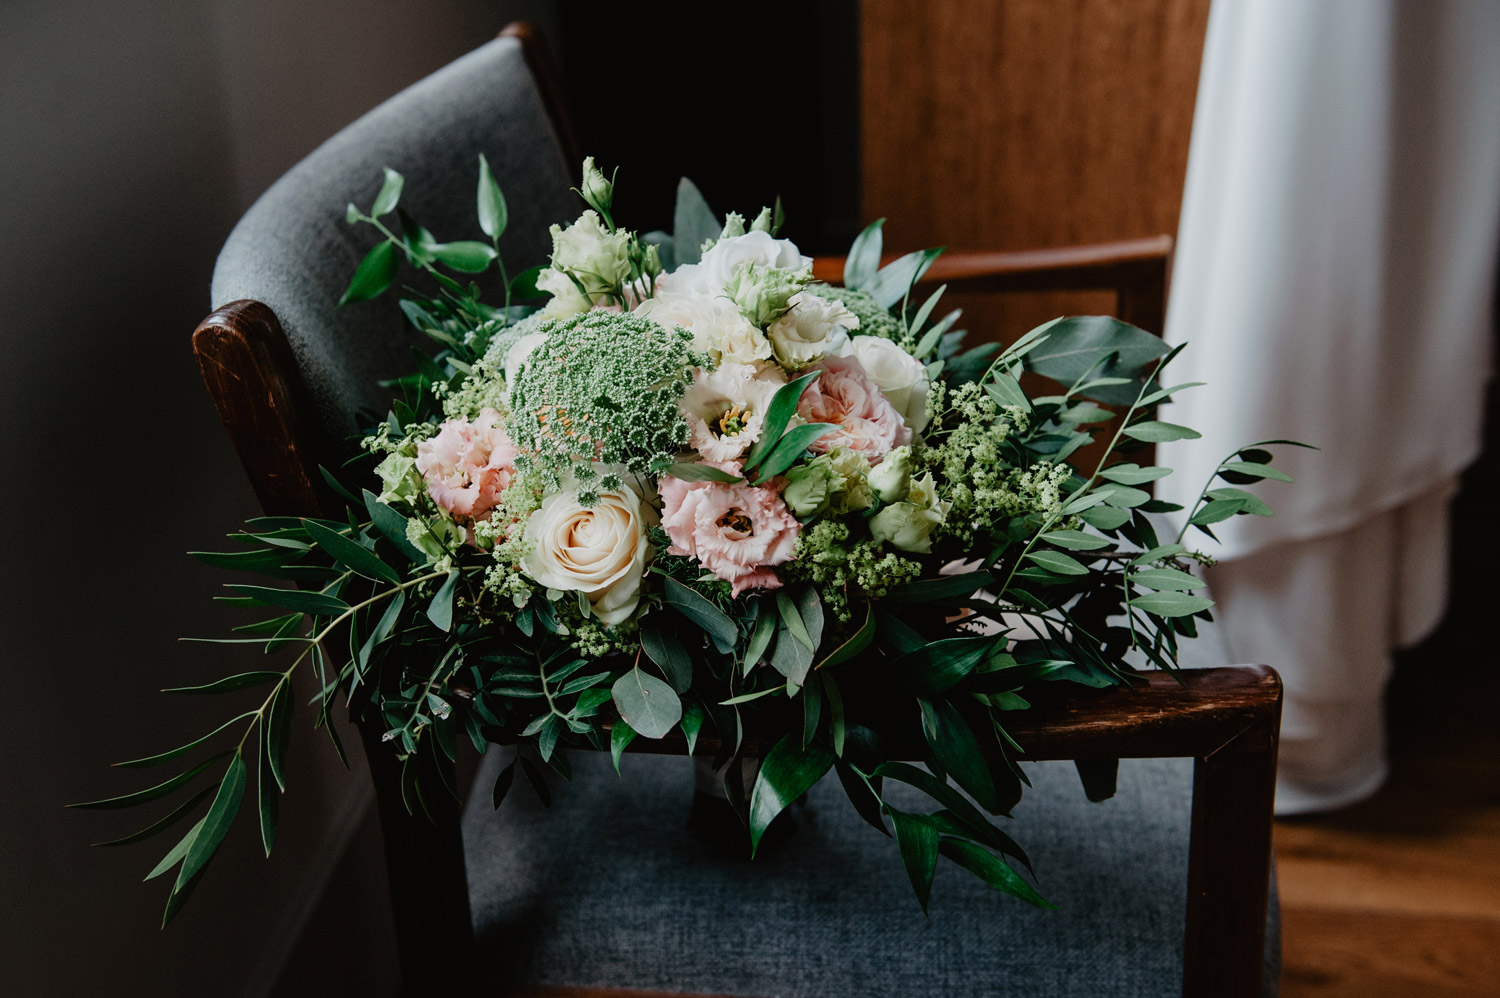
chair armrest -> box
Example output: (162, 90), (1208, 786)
(811, 234), (1174, 333)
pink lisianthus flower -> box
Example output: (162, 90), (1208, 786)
(798, 354), (911, 463)
(414, 408), (519, 519)
(659, 464), (801, 596)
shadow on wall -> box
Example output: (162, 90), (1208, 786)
(0, 1), (550, 995)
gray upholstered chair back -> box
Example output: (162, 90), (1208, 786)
(211, 35), (577, 448)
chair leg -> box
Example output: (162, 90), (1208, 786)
(357, 718), (475, 991)
(1181, 702), (1281, 998)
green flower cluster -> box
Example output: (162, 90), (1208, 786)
(438, 352), (510, 421)
(925, 383), (1069, 540)
(803, 284), (904, 343)
(506, 311), (697, 478)
(783, 520), (922, 622)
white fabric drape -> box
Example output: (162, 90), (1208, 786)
(1155, 0), (1499, 812)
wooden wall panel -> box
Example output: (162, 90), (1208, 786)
(860, 0), (1210, 341)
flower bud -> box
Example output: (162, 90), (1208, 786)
(720, 212), (746, 239)
(782, 456), (842, 517)
(580, 156), (613, 214)
(750, 206), (774, 233)
(869, 472), (950, 553)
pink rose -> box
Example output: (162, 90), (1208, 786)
(415, 408), (519, 519)
(660, 466), (801, 596)
(798, 354), (910, 462)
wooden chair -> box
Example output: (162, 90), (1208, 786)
(193, 25), (1280, 998)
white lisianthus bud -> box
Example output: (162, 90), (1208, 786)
(869, 472), (950, 553)
(767, 292), (858, 368)
(375, 452), (421, 503)
(534, 267), (589, 318)
(750, 206), (774, 233)
(580, 156), (613, 215)
(549, 210), (631, 293)
(868, 445), (913, 503)
(839, 334), (931, 435)
(721, 212), (746, 239)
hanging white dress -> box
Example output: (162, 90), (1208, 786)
(1155, 0), (1499, 812)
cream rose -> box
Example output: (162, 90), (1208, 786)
(767, 292), (858, 369)
(520, 488), (650, 625)
(839, 334), (930, 434)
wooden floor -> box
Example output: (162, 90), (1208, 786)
(1274, 410), (1500, 998)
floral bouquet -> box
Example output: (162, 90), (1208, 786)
(82, 157), (1298, 924)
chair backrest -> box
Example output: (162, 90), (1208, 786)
(209, 32), (577, 454)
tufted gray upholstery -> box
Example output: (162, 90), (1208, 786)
(211, 36), (577, 448)
(464, 749), (1280, 997)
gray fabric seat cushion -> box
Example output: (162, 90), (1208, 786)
(463, 750), (1280, 997)
(210, 35), (577, 446)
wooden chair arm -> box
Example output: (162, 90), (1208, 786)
(811, 234), (1174, 334)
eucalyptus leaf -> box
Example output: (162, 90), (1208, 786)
(865, 248), (942, 309)
(662, 577), (738, 654)
(1039, 529), (1111, 551)
(673, 177), (717, 268)
(1021, 315), (1170, 406)
(611, 667), (682, 739)
(166, 753), (248, 924)
(641, 620), (693, 693)
(843, 218), (884, 290)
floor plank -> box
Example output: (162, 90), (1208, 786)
(1280, 909), (1500, 997)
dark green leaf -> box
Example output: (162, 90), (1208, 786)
(1123, 420), (1201, 443)
(749, 733), (834, 856)
(1021, 315), (1170, 406)
(1078, 505), (1131, 530)
(1206, 487), (1273, 516)
(162, 671), (283, 696)
(920, 699), (1002, 812)
(476, 153), (507, 240)
(939, 838), (1055, 908)
(370, 167), (403, 217)
(1221, 460), (1293, 483)
(750, 422), (840, 482)
(430, 240), (496, 273)
(662, 462), (742, 483)
(93, 787), (213, 848)
(145, 817), (205, 881)
(843, 218), (884, 290)
(1190, 497), (1248, 525)
(1131, 543), (1187, 565)
(339, 240), (398, 305)
(113, 712), (256, 768)
(836, 762), (889, 835)
(743, 370), (820, 471)
(224, 585), (348, 616)
(611, 667), (682, 740)
(509, 265), (544, 298)
(898, 636), (1000, 695)
(300, 518), (401, 584)
(743, 604), (777, 674)
(257, 729), (279, 856)
(768, 587), (823, 688)
(883, 571), (994, 603)
(1040, 529), (1110, 551)
(680, 702), (705, 755)
(865, 247), (942, 309)
(816, 600), (875, 670)
(1025, 550), (1089, 576)
(165, 754), (248, 924)
(986, 373), (1030, 411)
(426, 570), (459, 631)
(1101, 484), (1152, 508)
(1129, 591), (1215, 617)
(1130, 567), (1203, 592)
(609, 722), (636, 774)
(641, 621), (693, 693)
(1099, 463), (1173, 486)
(363, 490), (425, 564)
(888, 808), (940, 912)
(662, 577), (738, 654)
(265, 680), (292, 791)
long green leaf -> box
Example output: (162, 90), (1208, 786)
(897, 636), (1000, 695)
(816, 600), (876, 670)
(476, 153), (508, 241)
(882, 572), (994, 604)
(742, 370), (821, 471)
(114, 712), (257, 769)
(842, 218), (884, 290)
(1021, 315), (1170, 406)
(1025, 550), (1089, 576)
(865, 248), (942, 309)
(939, 838), (1055, 908)
(257, 728), (279, 857)
(427, 570), (459, 631)
(370, 167), (404, 217)
(339, 240), (398, 305)
(145, 817), (205, 881)
(300, 519), (401, 584)
(672, 177), (717, 267)
(749, 733), (835, 856)
(1123, 420), (1201, 443)
(662, 577), (738, 654)
(162, 671), (283, 696)
(265, 680), (292, 791)
(1130, 567), (1203, 592)
(224, 585), (348, 616)
(165, 754), (247, 925)
(919, 698), (1002, 812)
(1129, 591), (1215, 617)
(610, 722), (636, 774)
(641, 621), (693, 693)
(363, 490), (425, 564)
(93, 786), (214, 848)
(71, 754), (228, 810)
(888, 808), (940, 913)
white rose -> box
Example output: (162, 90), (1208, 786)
(520, 488), (650, 626)
(634, 292), (773, 366)
(667, 231), (812, 297)
(767, 292), (858, 369)
(840, 334), (930, 435)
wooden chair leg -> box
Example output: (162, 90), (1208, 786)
(1181, 695), (1282, 998)
(357, 718), (475, 991)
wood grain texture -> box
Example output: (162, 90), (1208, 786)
(1280, 910), (1500, 998)
(860, 0), (1208, 346)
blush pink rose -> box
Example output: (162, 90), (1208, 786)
(797, 354), (911, 462)
(415, 408), (519, 519)
(659, 464), (801, 596)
